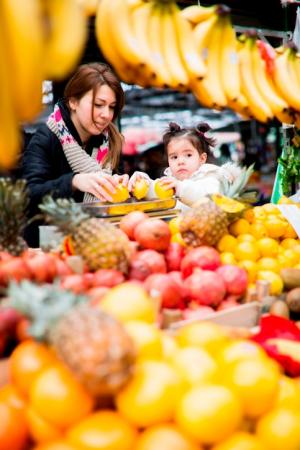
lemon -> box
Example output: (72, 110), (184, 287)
(257, 270), (283, 295)
(234, 242), (260, 262)
(124, 321), (163, 361)
(110, 183), (130, 203)
(262, 203), (281, 215)
(253, 206), (267, 221)
(229, 218), (250, 236)
(154, 181), (174, 199)
(281, 248), (299, 267)
(217, 340), (267, 368)
(280, 238), (298, 249)
(132, 179), (149, 200)
(168, 216), (182, 234)
(256, 237), (279, 257)
(176, 322), (229, 356)
(211, 431), (265, 450)
(242, 208), (255, 223)
(257, 257), (280, 273)
(264, 217), (288, 239)
(217, 234), (237, 252)
(237, 233), (256, 243)
(238, 260), (257, 283)
(273, 375), (300, 410)
(282, 223), (298, 239)
(220, 252), (237, 265)
(249, 222), (267, 239)
(171, 232), (186, 246)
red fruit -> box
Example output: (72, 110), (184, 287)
(164, 242), (186, 272)
(168, 271), (189, 301)
(134, 219), (171, 251)
(182, 306), (215, 321)
(129, 250), (167, 281)
(181, 246), (221, 278)
(217, 299), (240, 311)
(0, 258), (31, 286)
(119, 211), (148, 240)
(144, 273), (183, 309)
(184, 269), (226, 307)
(0, 308), (23, 334)
(92, 269), (125, 288)
(87, 287), (110, 306)
(216, 264), (248, 295)
(60, 274), (90, 294)
(0, 252), (13, 262)
(55, 258), (73, 277)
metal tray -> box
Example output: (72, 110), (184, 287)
(80, 197), (177, 217)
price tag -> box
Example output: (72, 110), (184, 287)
(276, 205), (300, 238)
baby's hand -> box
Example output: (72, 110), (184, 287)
(159, 176), (178, 192)
(128, 171), (150, 191)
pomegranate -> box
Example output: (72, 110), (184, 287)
(24, 253), (58, 283)
(119, 211), (148, 240)
(134, 218), (171, 251)
(0, 258), (32, 286)
(165, 242), (186, 272)
(168, 271), (189, 302)
(144, 273), (183, 309)
(129, 249), (167, 281)
(92, 269), (125, 288)
(184, 269), (226, 307)
(216, 264), (248, 295)
(181, 246), (221, 278)
(87, 287), (110, 306)
(60, 274), (90, 294)
(54, 257), (73, 277)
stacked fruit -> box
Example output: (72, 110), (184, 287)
(2, 299), (300, 450)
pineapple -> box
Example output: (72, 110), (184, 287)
(39, 196), (131, 273)
(0, 177), (29, 255)
(180, 198), (229, 247)
(8, 280), (136, 397)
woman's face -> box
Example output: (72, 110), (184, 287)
(167, 137), (207, 180)
(69, 84), (116, 143)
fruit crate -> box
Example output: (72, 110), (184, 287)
(168, 302), (261, 332)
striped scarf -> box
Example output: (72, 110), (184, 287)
(47, 103), (111, 203)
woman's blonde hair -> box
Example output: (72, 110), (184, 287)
(64, 62), (124, 170)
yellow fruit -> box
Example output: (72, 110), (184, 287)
(238, 260), (257, 283)
(256, 407), (300, 450)
(264, 217), (288, 239)
(262, 203), (281, 215)
(242, 208), (255, 223)
(280, 238), (298, 249)
(217, 340), (267, 368)
(211, 431), (265, 450)
(176, 322), (229, 356)
(257, 270), (283, 295)
(161, 334), (178, 359)
(249, 223), (267, 239)
(134, 424), (200, 450)
(169, 216), (182, 234)
(273, 375), (300, 410)
(154, 181), (174, 199)
(281, 248), (299, 267)
(124, 321), (163, 361)
(168, 346), (218, 387)
(252, 206), (267, 220)
(110, 183), (130, 203)
(223, 357), (280, 419)
(237, 233), (256, 243)
(171, 232), (186, 246)
(256, 237), (279, 257)
(282, 224), (298, 239)
(229, 219), (250, 236)
(220, 252), (237, 265)
(234, 242), (260, 262)
(133, 179), (149, 200)
(116, 360), (183, 428)
(175, 384), (242, 445)
(278, 195), (294, 204)
(257, 257), (280, 273)
(217, 234), (237, 252)
(100, 282), (156, 323)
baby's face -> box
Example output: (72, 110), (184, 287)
(167, 138), (206, 180)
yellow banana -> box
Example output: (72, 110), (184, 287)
(43, 0), (88, 80)
(273, 46), (300, 111)
(228, 94), (252, 120)
(180, 4), (217, 26)
(172, 3), (206, 81)
(0, 0), (44, 122)
(294, 112), (300, 128)
(95, 0), (136, 84)
(251, 39), (288, 115)
(191, 15), (227, 109)
(239, 39), (273, 122)
(275, 109), (296, 124)
(193, 13), (219, 53)
(160, 4), (189, 90)
(220, 16), (240, 102)
(76, 0), (99, 16)
(0, 25), (20, 170)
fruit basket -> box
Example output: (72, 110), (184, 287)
(80, 197), (177, 217)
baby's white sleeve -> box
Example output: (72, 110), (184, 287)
(176, 177), (222, 206)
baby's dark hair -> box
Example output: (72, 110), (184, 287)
(163, 122), (217, 156)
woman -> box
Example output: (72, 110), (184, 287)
(22, 62), (127, 247)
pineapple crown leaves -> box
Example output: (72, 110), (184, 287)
(7, 280), (87, 341)
(0, 177), (30, 239)
(39, 195), (91, 234)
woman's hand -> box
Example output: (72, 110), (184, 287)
(113, 173), (129, 186)
(72, 172), (118, 201)
(158, 176), (178, 192)
(128, 171), (150, 191)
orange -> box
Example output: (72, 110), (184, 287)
(242, 208), (255, 223)
(10, 341), (57, 398)
(223, 357), (280, 419)
(124, 320), (163, 360)
(135, 424), (200, 450)
(252, 206), (267, 221)
(27, 406), (62, 444)
(220, 252), (236, 265)
(256, 237), (279, 257)
(168, 346), (219, 387)
(175, 384), (242, 445)
(280, 238), (298, 249)
(0, 400), (29, 450)
(256, 407), (300, 450)
(262, 203), (281, 215)
(237, 233), (256, 243)
(217, 234), (237, 252)
(211, 431), (265, 450)
(34, 441), (77, 450)
(264, 217), (287, 238)
(0, 383), (26, 410)
(257, 257), (280, 273)
(100, 282), (156, 323)
(282, 223), (298, 239)
(116, 360), (183, 428)
(257, 270), (283, 295)
(229, 219), (250, 236)
(238, 260), (257, 283)
(176, 322), (229, 356)
(29, 364), (94, 430)
(234, 241), (260, 262)
(249, 222), (267, 239)
(66, 410), (137, 450)
(280, 248), (299, 266)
